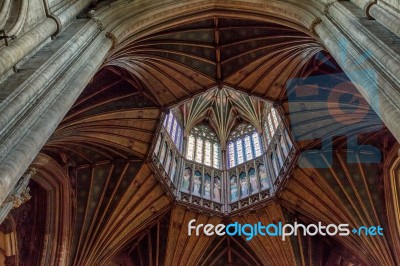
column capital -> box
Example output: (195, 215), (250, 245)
(364, 0), (377, 19)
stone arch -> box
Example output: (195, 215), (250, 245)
(29, 154), (73, 265)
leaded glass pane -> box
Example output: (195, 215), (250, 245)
(171, 119), (177, 140)
(213, 143), (220, 168)
(186, 135), (195, 160)
(167, 113), (173, 132)
(195, 138), (203, 163)
(236, 139), (244, 165)
(244, 135), (253, 161)
(176, 127), (182, 150)
(252, 132), (262, 157)
(204, 140), (212, 166)
(228, 142), (235, 167)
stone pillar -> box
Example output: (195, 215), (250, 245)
(0, 20), (113, 205)
(369, 4), (400, 37)
(314, 4), (400, 142)
(0, 19), (58, 78)
(0, 0), (94, 79)
(349, 0), (400, 37)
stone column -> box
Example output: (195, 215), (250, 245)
(0, 18), (58, 78)
(314, 3), (400, 142)
(0, 20), (113, 204)
(349, 0), (400, 37)
(0, 0), (94, 79)
(369, 4), (400, 37)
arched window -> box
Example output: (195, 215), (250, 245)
(227, 124), (263, 168)
(264, 106), (281, 145)
(163, 112), (183, 151)
(185, 125), (221, 168)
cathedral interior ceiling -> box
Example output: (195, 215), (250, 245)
(20, 14), (398, 265)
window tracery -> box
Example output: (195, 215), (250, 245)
(185, 125), (221, 169)
(163, 112), (183, 151)
(227, 123), (263, 168)
(153, 89), (295, 212)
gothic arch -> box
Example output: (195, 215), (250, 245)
(30, 154), (73, 265)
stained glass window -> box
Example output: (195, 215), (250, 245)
(186, 135), (195, 160)
(162, 112), (183, 150)
(228, 142), (235, 167)
(213, 143), (220, 168)
(167, 114), (173, 132)
(244, 135), (253, 161)
(236, 139), (244, 164)
(252, 132), (262, 157)
(171, 119), (177, 140)
(227, 124), (263, 168)
(204, 140), (212, 166)
(185, 125), (221, 168)
(195, 138), (203, 162)
(176, 127), (182, 150)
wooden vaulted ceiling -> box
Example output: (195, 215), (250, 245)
(38, 66), (172, 265)
(107, 17), (322, 107)
(25, 15), (400, 266)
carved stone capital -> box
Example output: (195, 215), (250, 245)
(364, 0), (377, 19)
(88, 10), (104, 31)
(324, 1), (337, 15)
(2, 187), (31, 209)
(310, 17), (322, 35)
(106, 32), (118, 50)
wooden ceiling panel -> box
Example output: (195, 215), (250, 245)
(280, 131), (398, 265)
(107, 17), (322, 107)
(163, 206), (223, 266)
(231, 202), (297, 265)
(71, 163), (171, 266)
